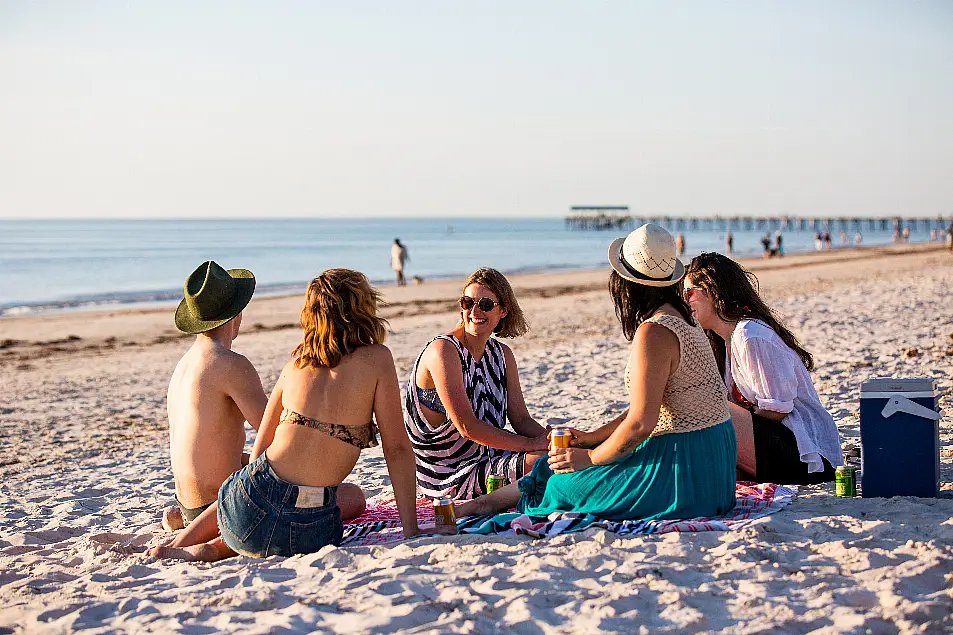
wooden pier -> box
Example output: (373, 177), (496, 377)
(565, 209), (951, 232)
(564, 206), (633, 230)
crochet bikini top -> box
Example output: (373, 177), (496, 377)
(624, 313), (730, 437)
(279, 408), (379, 450)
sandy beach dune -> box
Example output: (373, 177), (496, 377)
(1, 244), (951, 634)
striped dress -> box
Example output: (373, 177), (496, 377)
(404, 335), (528, 500)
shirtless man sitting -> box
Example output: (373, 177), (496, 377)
(163, 261), (268, 530)
(164, 261), (366, 531)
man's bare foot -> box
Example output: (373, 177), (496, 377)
(161, 506), (185, 531)
(146, 543), (220, 562)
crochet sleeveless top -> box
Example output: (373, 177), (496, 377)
(624, 313), (730, 436)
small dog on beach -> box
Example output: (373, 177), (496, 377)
(413, 276), (425, 286)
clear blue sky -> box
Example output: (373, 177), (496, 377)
(2, 1), (951, 219)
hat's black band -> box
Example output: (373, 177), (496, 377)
(619, 250), (676, 283)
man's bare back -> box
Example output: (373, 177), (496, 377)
(167, 315), (267, 515)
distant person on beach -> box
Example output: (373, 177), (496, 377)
(162, 260), (268, 531)
(456, 225), (736, 522)
(814, 232), (823, 251)
(823, 232), (832, 249)
(675, 232), (686, 257)
(725, 232), (734, 256)
(902, 226), (910, 242)
(405, 267), (550, 500)
(946, 222), (953, 251)
(840, 232), (848, 247)
(149, 269), (420, 561)
(684, 253), (843, 484)
(774, 231), (784, 257)
(761, 233), (773, 258)
(391, 238), (409, 286)
(855, 232), (863, 246)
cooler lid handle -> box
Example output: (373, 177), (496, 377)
(880, 395), (941, 421)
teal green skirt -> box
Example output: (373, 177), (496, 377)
(517, 419), (737, 521)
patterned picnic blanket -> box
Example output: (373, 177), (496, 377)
(341, 482), (796, 547)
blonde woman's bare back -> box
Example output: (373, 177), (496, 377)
(265, 344), (394, 488)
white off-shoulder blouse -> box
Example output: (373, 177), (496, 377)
(726, 319), (843, 473)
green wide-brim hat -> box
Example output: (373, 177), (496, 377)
(174, 261), (256, 334)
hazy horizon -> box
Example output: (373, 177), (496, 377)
(3, 2), (952, 220)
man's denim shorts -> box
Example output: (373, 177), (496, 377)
(217, 453), (343, 557)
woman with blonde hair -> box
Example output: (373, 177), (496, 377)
(148, 269), (420, 561)
(457, 225), (736, 521)
(406, 267), (550, 500)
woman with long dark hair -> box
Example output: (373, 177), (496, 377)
(684, 252), (842, 484)
(456, 225), (736, 521)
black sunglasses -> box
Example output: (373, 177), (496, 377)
(459, 296), (503, 312)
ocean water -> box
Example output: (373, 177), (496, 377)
(0, 217), (936, 317)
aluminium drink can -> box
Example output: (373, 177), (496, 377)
(486, 474), (505, 494)
(835, 466), (856, 497)
(550, 429), (572, 450)
(433, 498), (457, 534)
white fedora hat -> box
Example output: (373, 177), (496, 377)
(608, 223), (685, 287)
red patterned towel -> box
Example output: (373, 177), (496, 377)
(340, 483), (796, 547)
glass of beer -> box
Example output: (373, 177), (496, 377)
(432, 498), (458, 535)
(550, 429), (572, 452)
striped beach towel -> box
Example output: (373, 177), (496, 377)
(340, 482), (796, 547)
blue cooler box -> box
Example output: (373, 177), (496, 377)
(859, 377), (940, 498)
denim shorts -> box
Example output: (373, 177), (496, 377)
(217, 453), (343, 558)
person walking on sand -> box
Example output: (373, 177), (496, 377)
(391, 238), (409, 287)
(774, 231), (784, 257)
(761, 233), (773, 258)
(675, 232), (686, 257)
(725, 231), (734, 256)
(148, 269), (420, 561)
(162, 261), (268, 531)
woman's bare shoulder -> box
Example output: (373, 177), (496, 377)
(422, 336), (461, 362)
(352, 343), (395, 366)
(634, 319), (680, 349)
(495, 339), (516, 360)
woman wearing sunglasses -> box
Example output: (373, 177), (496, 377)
(456, 225), (736, 522)
(684, 252), (842, 484)
(405, 267), (550, 500)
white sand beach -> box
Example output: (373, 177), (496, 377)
(1, 244), (951, 634)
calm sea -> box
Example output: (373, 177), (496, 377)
(0, 217), (934, 317)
